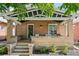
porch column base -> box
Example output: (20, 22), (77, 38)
(28, 44), (34, 55)
(7, 43), (16, 55)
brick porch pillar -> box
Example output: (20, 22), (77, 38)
(7, 20), (17, 55)
(7, 20), (14, 43)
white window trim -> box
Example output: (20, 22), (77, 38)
(66, 23), (68, 36)
(12, 28), (16, 36)
(27, 24), (34, 38)
(48, 24), (57, 35)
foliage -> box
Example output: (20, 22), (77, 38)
(50, 45), (57, 53)
(40, 47), (49, 53)
(0, 3), (27, 20)
(0, 45), (8, 55)
(1, 3), (79, 21)
(60, 44), (69, 55)
(33, 46), (49, 54)
(34, 3), (54, 17)
(60, 3), (79, 15)
(0, 3), (54, 21)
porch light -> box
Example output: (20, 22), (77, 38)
(40, 25), (43, 28)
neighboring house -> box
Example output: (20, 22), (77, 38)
(0, 20), (7, 41)
(73, 22), (79, 42)
(0, 17), (16, 42)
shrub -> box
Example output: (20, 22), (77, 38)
(61, 44), (69, 55)
(33, 46), (49, 54)
(0, 45), (8, 55)
(40, 47), (49, 54)
(50, 45), (57, 53)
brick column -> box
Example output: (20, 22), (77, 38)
(7, 20), (14, 43)
(6, 20), (17, 55)
(68, 19), (74, 45)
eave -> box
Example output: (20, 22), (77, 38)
(11, 17), (73, 21)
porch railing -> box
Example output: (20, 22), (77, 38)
(31, 35), (74, 47)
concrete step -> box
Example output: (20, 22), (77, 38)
(12, 43), (30, 56)
(13, 48), (29, 52)
(11, 53), (29, 56)
(15, 45), (29, 49)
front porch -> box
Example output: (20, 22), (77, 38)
(4, 17), (73, 55)
(14, 19), (73, 46)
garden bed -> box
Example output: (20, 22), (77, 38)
(33, 45), (69, 55)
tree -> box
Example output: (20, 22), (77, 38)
(60, 3), (79, 15)
(0, 3), (54, 21)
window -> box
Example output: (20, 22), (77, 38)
(38, 10), (42, 14)
(48, 24), (57, 36)
(33, 11), (37, 15)
(57, 14), (61, 17)
(12, 28), (16, 36)
(52, 13), (56, 17)
(0, 26), (5, 30)
(28, 12), (32, 17)
(25, 13), (28, 17)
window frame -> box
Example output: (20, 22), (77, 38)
(48, 24), (57, 36)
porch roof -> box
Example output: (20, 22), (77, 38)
(10, 17), (73, 21)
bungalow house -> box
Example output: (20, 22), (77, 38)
(0, 5), (74, 55)
(5, 7), (74, 47)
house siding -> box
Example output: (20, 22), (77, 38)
(16, 20), (67, 37)
(74, 22), (79, 42)
(0, 22), (7, 36)
(16, 20), (74, 46)
(0, 22), (7, 40)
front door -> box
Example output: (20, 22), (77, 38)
(27, 24), (34, 39)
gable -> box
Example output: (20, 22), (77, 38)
(7, 8), (68, 18)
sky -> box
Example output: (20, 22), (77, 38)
(54, 3), (62, 8)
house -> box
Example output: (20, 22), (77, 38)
(0, 17), (7, 42)
(0, 4), (74, 47)
(0, 5), (74, 55)
(5, 6), (74, 47)
(0, 17), (17, 43)
(73, 22), (79, 42)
